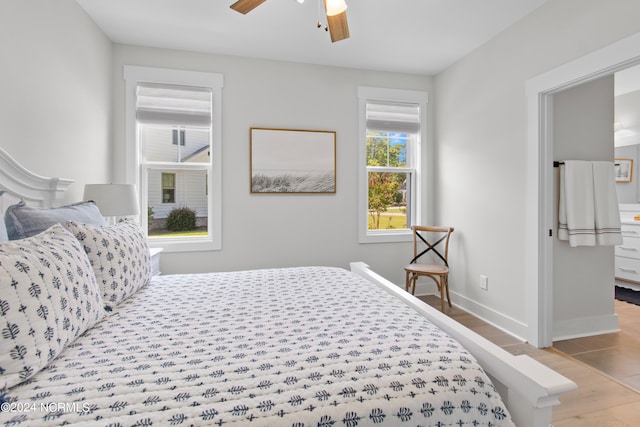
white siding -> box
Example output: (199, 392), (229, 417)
(143, 127), (209, 163)
(182, 170), (208, 217)
(147, 169), (208, 219)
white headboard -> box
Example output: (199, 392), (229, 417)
(0, 146), (73, 215)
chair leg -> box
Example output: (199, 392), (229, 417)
(405, 271), (410, 292)
(439, 278), (445, 312)
(444, 275), (452, 307)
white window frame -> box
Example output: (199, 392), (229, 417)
(357, 86), (428, 243)
(124, 65), (223, 252)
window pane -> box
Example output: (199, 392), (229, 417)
(162, 173), (175, 188)
(148, 169), (209, 238)
(172, 129), (186, 146)
(162, 189), (175, 203)
(367, 171), (410, 230)
(366, 131), (407, 167)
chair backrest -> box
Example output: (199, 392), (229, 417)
(410, 225), (454, 266)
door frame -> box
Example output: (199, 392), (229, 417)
(525, 32), (640, 348)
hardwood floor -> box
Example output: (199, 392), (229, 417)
(554, 300), (640, 391)
(417, 295), (640, 426)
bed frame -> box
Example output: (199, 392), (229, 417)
(0, 147), (73, 211)
(351, 262), (577, 427)
(0, 146), (576, 427)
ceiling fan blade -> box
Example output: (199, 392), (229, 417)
(230, 0), (266, 14)
(326, 10), (349, 42)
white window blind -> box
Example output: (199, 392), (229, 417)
(366, 101), (420, 134)
(136, 83), (212, 128)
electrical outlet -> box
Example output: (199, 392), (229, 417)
(480, 275), (488, 290)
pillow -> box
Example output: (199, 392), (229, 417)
(4, 200), (106, 241)
(67, 221), (151, 311)
(0, 191), (8, 242)
(0, 217), (7, 243)
(0, 224), (105, 390)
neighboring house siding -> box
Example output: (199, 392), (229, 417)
(183, 171), (208, 216)
(143, 128), (209, 162)
(148, 171), (170, 218)
(148, 169), (208, 219)
(144, 126), (210, 220)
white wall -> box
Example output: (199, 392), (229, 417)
(435, 0), (640, 337)
(111, 45), (434, 284)
(614, 89), (640, 204)
(0, 0), (112, 202)
(615, 89), (640, 145)
(614, 144), (639, 204)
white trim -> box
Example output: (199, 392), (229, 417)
(415, 287), (528, 341)
(526, 32), (640, 347)
(414, 286), (528, 342)
(350, 261), (576, 427)
(449, 290), (529, 342)
(357, 86), (428, 243)
(553, 313), (620, 341)
(123, 65), (224, 252)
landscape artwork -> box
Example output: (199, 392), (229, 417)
(250, 128), (336, 193)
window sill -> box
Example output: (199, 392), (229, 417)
(148, 237), (221, 252)
(359, 229), (413, 244)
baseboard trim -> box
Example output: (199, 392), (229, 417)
(552, 313), (619, 341)
(415, 286), (528, 342)
(413, 285), (621, 344)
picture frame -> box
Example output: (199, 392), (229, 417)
(615, 158), (633, 182)
(250, 128), (336, 193)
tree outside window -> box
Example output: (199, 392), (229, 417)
(367, 132), (409, 230)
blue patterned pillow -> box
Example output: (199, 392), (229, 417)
(0, 224), (105, 390)
(67, 221), (151, 311)
(4, 200), (106, 240)
(0, 216), (7, 242)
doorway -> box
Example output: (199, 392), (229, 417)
(550, 76), (617, 342)
(526, 31), (640, 348)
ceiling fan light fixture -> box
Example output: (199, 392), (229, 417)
(325, 0), (347, 16)
(230, 0), (266, 14)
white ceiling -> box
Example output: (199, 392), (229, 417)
(76, 0), (547, 75)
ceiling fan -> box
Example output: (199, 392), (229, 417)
(230, 0), (350, 43)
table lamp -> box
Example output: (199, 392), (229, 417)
(83, 184), (140, 224)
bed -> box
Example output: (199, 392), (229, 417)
(0, 147), (575, 426)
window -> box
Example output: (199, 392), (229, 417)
(172, 129), (186, 146)
(161, 173), (175, 203)
(358, 87), (428, 243)
(124, 66), (223, 252)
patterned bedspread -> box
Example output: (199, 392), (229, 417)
(1, 267), (513, 426)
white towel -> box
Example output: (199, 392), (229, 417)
(592, 161), (623, 246)
(558, 161), (596, 247)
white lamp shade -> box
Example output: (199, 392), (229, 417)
(83, 184), (140, 217)
(325, 0), (347, 16)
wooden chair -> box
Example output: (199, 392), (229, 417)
(404, 225), (454, 312)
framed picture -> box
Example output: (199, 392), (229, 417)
(615, 158), (633, 182)
(250, 128), (336, 193)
